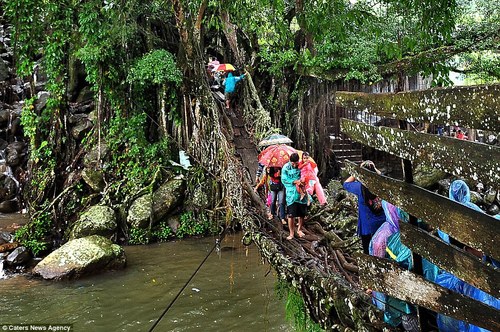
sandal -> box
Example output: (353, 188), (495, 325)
(297, 230), (305, 238)
(286, 235), (294, 240)
(281, 219), (287, 225)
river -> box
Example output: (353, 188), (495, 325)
(0, 219), (291, 331)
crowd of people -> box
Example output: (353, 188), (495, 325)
(212, 52), (498, 329)
(252, 141), (498, 330)
(254, 152), (327, 240)
(343, 161), (500, 331)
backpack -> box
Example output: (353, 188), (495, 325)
(269, 181), (283, 192)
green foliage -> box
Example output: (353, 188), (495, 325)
(151, 221), (173, 242)
(105, 110), (171, 199)
(176, 211), (213, 238)
(127, 50), (182, 86)
(3, 0), (43, 77)
(19, 97), (37, 145)
(128, 227), (150, 245)
(275, 279), (323, 332)
(14, 211), (52, 256)
(460, 52), (500, 83)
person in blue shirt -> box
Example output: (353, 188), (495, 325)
(343, 160), (386, 254)
(223, 71), (246, 109)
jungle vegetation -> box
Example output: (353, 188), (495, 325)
(2, 0), (498, 253)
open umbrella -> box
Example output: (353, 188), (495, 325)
(258, 144), (297, 168)
(258, 134), (293, 147)
(214, 63), (235, 72)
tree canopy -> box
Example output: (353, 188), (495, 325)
(2, 0), (498, 252)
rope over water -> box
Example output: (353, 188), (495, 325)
(148, 228), (227, 332)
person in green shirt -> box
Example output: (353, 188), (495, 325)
(281, 152), (308, 240)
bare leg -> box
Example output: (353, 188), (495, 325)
(297, 217), (305, 237)
(226, 99), (230, 109)
(287, 216), (295, 240)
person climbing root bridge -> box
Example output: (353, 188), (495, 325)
(281, 152), (308, 240)
(223, 70), (246, 109)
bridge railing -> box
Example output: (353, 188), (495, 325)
(336, 83), (500, 331)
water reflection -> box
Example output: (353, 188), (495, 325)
(0, 233), (290, 331)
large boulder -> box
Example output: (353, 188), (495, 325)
(0, 199), (19, 213)
(127, 194), (153, 229)
(69, 205), (117, 240)
(152, 178), (185, 220)
(127, 177), (185, 229)
(33, 235), (126, 280)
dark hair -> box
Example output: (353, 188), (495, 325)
(268, 167), (280, 176)
(290, 152), (299, 162)
(360, 161), (379, 209)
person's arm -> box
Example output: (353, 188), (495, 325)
(281, 165), (293, 186)
(343, 177), (361, 195)
(344, 175), (356, 183)
(254, 173), (267, 191)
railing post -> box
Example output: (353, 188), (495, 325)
(399, 119), (431, 331)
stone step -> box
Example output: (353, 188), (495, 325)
(333, 149), (361, 154)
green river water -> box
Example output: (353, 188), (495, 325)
(0, 223), (291, 332)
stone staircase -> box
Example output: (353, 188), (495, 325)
(330, 135), (363, 168)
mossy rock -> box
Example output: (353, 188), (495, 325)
(70, 205), (117, 240)
(127, 177), (185, 229)
(83, 143), (109, 168)
(152, 177), (185, 219)
(127, 194), (153, 229)
(33, 235), (126, 280)
(82, 168), (105, 192)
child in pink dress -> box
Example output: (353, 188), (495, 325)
(296, 152), (316, 205)
(296, 152), (328, 205)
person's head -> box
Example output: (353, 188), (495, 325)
(360, 160), (376, 172)
(302, 152), (310, 161)
(449, 180), (470, 204)
(227, 72), (233, 78)
(290, 152), (299, 168)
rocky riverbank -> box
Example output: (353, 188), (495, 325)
(0, 13), (28, 214)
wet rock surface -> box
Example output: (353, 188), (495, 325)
(33, 235), (126, 280)
(127, 177), (186, 229)
(0, 17), (27, 213)
(69, 205), (117, 240)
